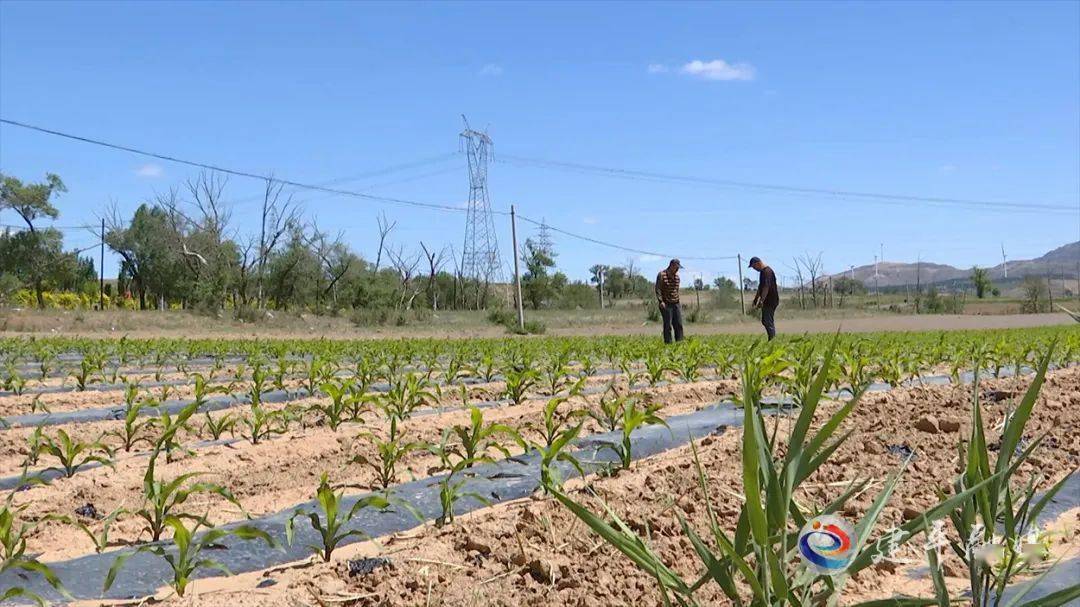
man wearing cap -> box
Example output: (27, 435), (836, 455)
(655, 259), (684, 344)
(749, 256), (779, 340)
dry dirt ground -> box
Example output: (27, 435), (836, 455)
(7, 366), (1078, 606)
(1, 308), (1073, 340)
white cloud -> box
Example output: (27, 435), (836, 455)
(582, 216), (598, 225)
(679, 59), (755, 81)
(638, 253), (664, 264)
(134, 163), (164, 178)
(647, 63), (669, 74)
(940, 164), (958, 175)
(479, 64), (504, 77)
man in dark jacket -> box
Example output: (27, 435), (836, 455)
(749, 256), (779, 340)
(654, 259), (684, 343)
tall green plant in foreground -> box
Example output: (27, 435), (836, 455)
(105, 516), (274, 597)
(546, 336), (1008, 606)
(938, 344), (1079, 607)
(285, 473), (389, 562)
(1, 498), (70, 605)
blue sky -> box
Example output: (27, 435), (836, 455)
(2, 0), (1078, 285)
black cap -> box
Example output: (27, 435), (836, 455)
(670, 258), (682, 268)
(748, 256), (761, 268)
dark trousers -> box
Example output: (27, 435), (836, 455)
(661, 302), (684, 344)
(761, 304), (777, 340)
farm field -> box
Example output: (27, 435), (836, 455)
(0, 307), (1075, 340)
(1, 327), (1078, 606)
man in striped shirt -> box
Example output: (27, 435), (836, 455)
(655, 259), (684, 343)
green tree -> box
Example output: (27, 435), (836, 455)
(970, 266), (992, 299)
(0, 173), (67, 308)
(521, 237), (558, 309)
(106, 204), (187, 309)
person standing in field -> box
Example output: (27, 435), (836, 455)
(749, 256), (779, 340)
(655, 259), (684, 344)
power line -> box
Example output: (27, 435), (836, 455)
(0, 118), (478, 215)
(516, 213), (736, 261)
(498, 153), (1076, 213)
(0, 118), (744, 264)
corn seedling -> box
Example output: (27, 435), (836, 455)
(503, 365), (539, 406)
(316, 378), (358, 430)
(107, 402), (158, 452)
(240, 404), (289, 445)
(448, 406), (524, 467)
(939, 344), (1079, 607)
(436, 458), (491, 527)
(201, 411), (237, 440)
(1, 499), (71, 605)
(352, 419), (425, 490)
(105, 515), (274, 597)
(36, 429), (114, 478)
(134, 449), (246, 542)
(600, 398), (667, 470)
(285, 473), (390, 562)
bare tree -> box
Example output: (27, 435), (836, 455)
(797, 252), (824, 308)
(256, 177), (300, 309)
(420, 241), (448, 310)
(305, 221), (353, 312)
(387, 245), (423, 310)
(374, 212), (396, 272)
(786, 258), (806, 309)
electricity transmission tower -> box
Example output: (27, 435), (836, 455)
(460, 117), (505, 305)
(536, 218), (554, 256)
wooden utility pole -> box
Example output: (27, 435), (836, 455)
(737, 254), (746, 315)
(510, 205), (524, 332)
(598, 268), (605, 309)
(99, 218), (105, 310)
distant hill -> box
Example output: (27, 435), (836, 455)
(829, 241), (1079, 289)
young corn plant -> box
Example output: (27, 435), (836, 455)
(436, 458), (491, 527)
(547, 335), (1004, 607)
(201, 411), (237, 440)
(2, 364), (26, 396)
(503, 366), (539, 406)
(600, 398), (667, 471)
(37, 429), (114, 478)
(1, 499), (71, 605)
(191, 372), (227, 409)
(134, 448), (246, 542)
(106, 402), (158, 452)
(644, 352), (670, 386)
(528, 397), (586, 492)
(316, 378), (358, 430)
(939, 344), (1080, 607)
(375, 373), (437, 422)
(69, 357), (96, 391)
(590, 384), (629, 432)
(447, 406), (524, 467)
(152, 401), (196, 462)
(105, 516), (274, 598)
(352, 419), (425, 491)
(285, 473), (390, 562)
(239, 404), (289, 445)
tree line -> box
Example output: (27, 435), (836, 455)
(1, 171), (661, 319)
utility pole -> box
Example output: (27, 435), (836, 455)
(510, 205), (524, 332)
(737, 254), (746, 315)
(598, 267), (605, 309)
(99, 218), (105, 310)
